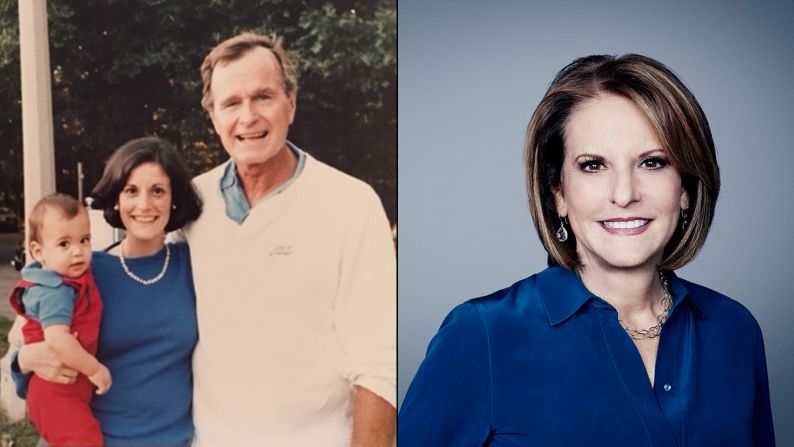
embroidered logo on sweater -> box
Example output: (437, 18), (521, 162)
(269, 245), (293, 256)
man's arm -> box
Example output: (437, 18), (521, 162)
(334, 188), (397, 446)
(351, 386), (396, 447)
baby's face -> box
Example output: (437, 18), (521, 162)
(32, 208), (92, 278)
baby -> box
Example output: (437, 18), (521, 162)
(8, 193), (110, 446)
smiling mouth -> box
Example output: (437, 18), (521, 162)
(236, 130), (268, 141)
(601, 219), (649, 229)
(132, 216), (158, 223)
(599, 218), (652, 235)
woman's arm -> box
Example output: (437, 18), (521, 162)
(398, 302), (493, 446)
(751, 321), (775, 445)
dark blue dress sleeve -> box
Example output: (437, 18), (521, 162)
(751, 321), (776, 446)
(398, 302), (493, 446)
(9, 350), (31, 399)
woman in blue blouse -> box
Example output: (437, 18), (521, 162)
(399, 55), (775, 446)
(13, 137), (203, 446)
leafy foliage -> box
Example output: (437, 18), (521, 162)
(0, 0), (395, 222)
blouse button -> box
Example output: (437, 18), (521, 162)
(663, 383), (672, 392)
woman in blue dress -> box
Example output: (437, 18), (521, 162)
(13, 136), (203, 446)
(399, 55), (775, 446)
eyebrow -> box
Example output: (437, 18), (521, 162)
(637, 148), (666, 158)
(573, 148), (665, 160)
(124, 182), (168, 187)
(218, 95), (240, 107)
(219, 87), (274, 104)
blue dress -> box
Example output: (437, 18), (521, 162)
(399, 266), (775, 446)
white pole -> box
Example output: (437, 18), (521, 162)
(77, 161), (84, 202)
(1, 1), (56, 422)
(19, 0), (56, 239)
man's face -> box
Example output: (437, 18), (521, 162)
(209, 46), (297, 171)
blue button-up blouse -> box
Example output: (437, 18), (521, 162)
(399, 267), (775, 446)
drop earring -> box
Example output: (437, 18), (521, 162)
(556, 216), (569, 242)
(680, 209), (688, 230)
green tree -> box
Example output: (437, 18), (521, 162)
(0, 0), (23, 214)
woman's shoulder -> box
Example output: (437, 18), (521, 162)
(427, 272), (559, 371)
(166, 240), (189, 255)
(442, 273), (546, 332)
(676, 276), (761, 332)
(91, 246), (116, 266)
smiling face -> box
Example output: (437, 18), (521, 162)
(118, 162), (172, 246)
(30, 207), (92, 278)
(209, 46), (296, 172)
(554, 94), (689, 271)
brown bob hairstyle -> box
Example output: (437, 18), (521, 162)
(525, 54), (720, 271)
(90, 137), (203, 232)
(200, 32), (298, 113)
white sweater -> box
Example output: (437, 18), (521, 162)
(184, 154), (396, 446)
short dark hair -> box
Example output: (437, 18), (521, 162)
(525, 54), (720, 270)
(200, 32), (298, 113)
(29, 193), (85, 244)
(90, 137), (203, 232)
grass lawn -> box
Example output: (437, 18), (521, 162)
(0, 314), (38, 447)
(0, 315), (11, 358)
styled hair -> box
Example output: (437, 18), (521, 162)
(525, 54), (720, 270)
(28, 193), (85, 244)
(90, 137), (203, 232)
(200, 32), (298, 113)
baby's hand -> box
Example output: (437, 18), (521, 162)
(89, 364), (112, 395)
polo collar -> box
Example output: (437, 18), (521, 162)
(537, 266), (705, 327)
(219, 158), (238, 190)
(219, 140), (304, 190)
(21, 262), (64, 288)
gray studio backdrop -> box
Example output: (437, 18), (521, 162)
(397, 0), (794, 443)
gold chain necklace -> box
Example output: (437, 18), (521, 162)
(618, 270), (673, 340)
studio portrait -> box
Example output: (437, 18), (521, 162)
(398, 0), (793, 445)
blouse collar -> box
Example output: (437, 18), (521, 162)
(536, 266), (705, 327)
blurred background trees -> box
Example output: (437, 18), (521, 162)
(0, 0), (396, 223)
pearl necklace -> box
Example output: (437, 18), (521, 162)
(119, 241), (171, 286)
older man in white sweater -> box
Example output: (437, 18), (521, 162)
(181, 33), (396, 446)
